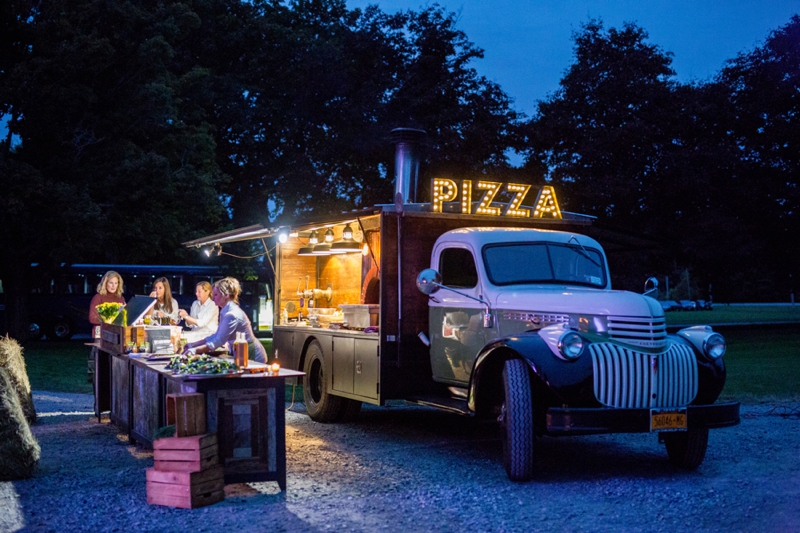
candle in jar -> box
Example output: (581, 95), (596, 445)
(271, 363), (280, 374)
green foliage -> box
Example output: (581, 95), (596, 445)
(526, 17), (800, 302)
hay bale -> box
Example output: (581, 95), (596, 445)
(0, 367), (40, 480)
(0, 335), (36, 424)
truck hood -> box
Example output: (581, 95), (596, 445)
(494, 286), (663, 318)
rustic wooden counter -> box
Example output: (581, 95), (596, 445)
(94, 349), (302, 490)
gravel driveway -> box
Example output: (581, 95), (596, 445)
(1, 392), (798, 533)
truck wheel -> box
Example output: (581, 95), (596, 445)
(50, 319), (73, 341)
(303, 340), (342, 422)
(337, 398), (362, 422)
(28, 322), (44, 341)
(662, 428), (709, 469)
(500, 358), (535, 481)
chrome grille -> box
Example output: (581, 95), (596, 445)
(607, 315), (668, 349)
(590, 342), (698, 408)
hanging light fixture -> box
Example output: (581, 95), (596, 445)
(298, 230), (318, 256)
(330, 223), (361, 254)
(324, 228), (335, 243)
(312, 242), (332, 254)
(204, 243), (222, 257)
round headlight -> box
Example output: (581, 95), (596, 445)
(558, 331), (584, 360)
(703, 333), (726, 359)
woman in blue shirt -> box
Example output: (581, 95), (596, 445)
(183, 277), (267, 363)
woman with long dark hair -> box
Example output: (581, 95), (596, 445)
(149, 277), (179, 324)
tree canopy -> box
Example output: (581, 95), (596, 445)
(1, 3), (798, 338)
(0, 0), (521, 338)
(524, 17), (800, 301)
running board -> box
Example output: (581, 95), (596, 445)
(404, 395), (473, 416)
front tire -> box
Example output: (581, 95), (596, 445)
(303, 340), (342, 422)
(662, 428), (709, 469)
(500, 358), (535, 481)
(28, 322), (44, 341)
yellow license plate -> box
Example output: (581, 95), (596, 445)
(650, 408), (687, 432)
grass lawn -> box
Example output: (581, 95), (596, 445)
(720, 328), (800, 403)
(666, 304), (800, 327)
(23, 340), (94, 394)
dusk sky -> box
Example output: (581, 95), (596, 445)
(346, 0), (800, 117)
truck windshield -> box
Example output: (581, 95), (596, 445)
(482, 242), (606, 287)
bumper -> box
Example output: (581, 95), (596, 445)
(545, 401), (740, 436)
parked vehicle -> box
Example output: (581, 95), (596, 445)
(695, 299), (713, 310)
(187, 131), (740, 481)
(660, 300), (680, 312)
(678, 300), (697, 311)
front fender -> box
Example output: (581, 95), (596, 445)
(468, 331), (597, 413)
(669, 332), (727, 404)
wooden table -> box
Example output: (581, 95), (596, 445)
(94, 350), (302, 490)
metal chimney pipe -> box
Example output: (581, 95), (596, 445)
(391, 128), (426, 204)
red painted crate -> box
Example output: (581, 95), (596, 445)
(153, 433), (219, 473)
(146, 464), (224, 509)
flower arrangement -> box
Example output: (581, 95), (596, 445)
(96, 302), (124, 324)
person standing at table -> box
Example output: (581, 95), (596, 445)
(178, 281), (219, 341)
(183, 277), (267, 363)
(88, 270), (126, 383)
(89, 270), (126, 336)
(149, 277), (180, 324)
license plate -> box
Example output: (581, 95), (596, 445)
(650, 408), (687, 432)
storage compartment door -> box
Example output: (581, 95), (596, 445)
(354, 338), (379, 400)
(331, 336), (354, 394)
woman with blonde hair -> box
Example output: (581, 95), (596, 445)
(184, 277), (266, 363)
(179, 281), (219, 341)
(89, 271), (125, 328)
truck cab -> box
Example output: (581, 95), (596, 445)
(419, 227), (738, 480)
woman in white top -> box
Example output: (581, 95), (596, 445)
(178, 281), (219, 338)
(183, 277), (267, 363)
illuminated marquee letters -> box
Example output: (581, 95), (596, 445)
(431, 179), (561, 219)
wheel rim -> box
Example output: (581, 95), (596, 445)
(53, 323), (70, 338)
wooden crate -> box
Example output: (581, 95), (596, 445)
(100, 323), (145, 354)
(146, 464), (224, 509)
(153, 433), (219, 472)
(166, 393), (207, 437)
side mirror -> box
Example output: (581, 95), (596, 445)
(416, 269), (442, 295)
(643, 277), (658, 298)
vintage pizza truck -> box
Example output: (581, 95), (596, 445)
(186, 130), (740, 481)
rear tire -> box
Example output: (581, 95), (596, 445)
(500, 358), (535, 481)
(663, 428), (709, 469)
(303, 340), (342, 422)
(50, 318), (73, 341)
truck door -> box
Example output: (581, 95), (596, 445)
(428, 245), (486, 385)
